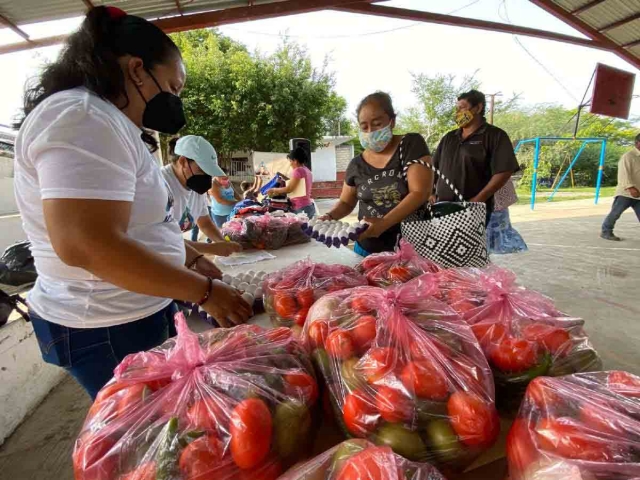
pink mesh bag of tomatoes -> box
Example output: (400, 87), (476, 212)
(280, 439), (447, 480)
(413, 266), (601, 413)
(73, 313), (318, 480)
(302, 282), (499, 474)
(263, 259), (367, 330)
(507, 371), (640, 480)
(356, 240), (441, 288)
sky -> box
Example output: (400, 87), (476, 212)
(0, 0), (639, 129)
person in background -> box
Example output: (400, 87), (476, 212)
(321, 91), (433, 256)
(164, 136), (241, 256)
(486, 180), (528, 254)
(431, 90), (519, 224)
(13, 7), (251, 399)
(267, 147), (316, 218)
(210, 174), (241, 227)
(601, 132), (640, 241)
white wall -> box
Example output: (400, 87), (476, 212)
(311, 143), (337, 182)
(0, 156), (17, 216)
(0, 319), (65, 445)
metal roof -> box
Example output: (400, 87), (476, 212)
(0, 0), (638, 70)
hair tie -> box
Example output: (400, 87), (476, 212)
(105, 6), (127, 19)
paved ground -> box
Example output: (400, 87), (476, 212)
(0, 199), (638, 480)
(0, 214), (25, 253)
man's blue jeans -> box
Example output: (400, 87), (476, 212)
(30, 302), (178, 399)
(602, 195), (640, 234)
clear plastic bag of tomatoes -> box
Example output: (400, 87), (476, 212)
(302, 283), (500, 474)
(280, 439), (447, 480)
(263, 259), (368, 330)
(507, 371), (640, 480)
(356, 240), (441, 288)
(73, 313), (319, 480)
(418, 267), (602, 413)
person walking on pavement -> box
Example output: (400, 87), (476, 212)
(601, 133), (640, 241)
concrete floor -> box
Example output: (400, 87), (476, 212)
(0, 201), (638, 480)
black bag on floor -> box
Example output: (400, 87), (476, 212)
(0, 241), (37, 286)
(0, 289), (29, 327)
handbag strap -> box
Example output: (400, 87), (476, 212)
(398, 139), (468, 207)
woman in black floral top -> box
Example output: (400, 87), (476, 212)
(322, 92), (433, 255)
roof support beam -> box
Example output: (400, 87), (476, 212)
(599, 12), (640, 32)
(334, 3), (608, 50)
(0, 12), (30, 41)
(81, 0), (94, 9)
(154, 0), (376, 33)
(571, 0), (605, 16)
(0, 34), (67, 55)
(174, 0), (183, 15)
(623, 38), (640, 49)
(528, 0), (640, 71)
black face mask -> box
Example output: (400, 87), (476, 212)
(184, 162), (212, 195)
(134, 69), (186, 135)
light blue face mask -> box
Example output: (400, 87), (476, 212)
(359, 123), (393, 153)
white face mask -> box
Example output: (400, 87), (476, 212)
(359, 123), (393, 153)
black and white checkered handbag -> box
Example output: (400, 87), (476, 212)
(399, 146), (489, 269)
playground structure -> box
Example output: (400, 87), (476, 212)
(514, 137), (607, 210)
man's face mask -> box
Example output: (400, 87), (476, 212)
(455, 109), (474, 128)
(359, 123), (393, 153)
(184, 162), (212, 195)
(134, 69), (186, 135)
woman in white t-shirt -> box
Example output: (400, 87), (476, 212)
(14, 6), (251, 399)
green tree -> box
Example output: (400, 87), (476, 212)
(171, 30), (348, 161)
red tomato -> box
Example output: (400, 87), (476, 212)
(187, 397), (227, 432)
(294, 308), (310, 327)
(307, 321), (329, 349)
(336, 446), (393, 480)
(116, 384), (148, 418)
(274, 292), (298, 320)
(95, 381), (128, 403)
(146, 378), (172, 392)
(351, 296), (373, 314)
(579, 403), (621, 436)
(522, 323), (571, 355)
(400, 361), (448, 400)
(296, 288), (315, 309)
(526, 377), (559, 410)
(447, 391), (500, 448)
(489, 337), (538, 373)
(179, 435), (222, 479)
(536, 417), (609, 461)
(361, 347), (397, 384)
(265, 327), (292, 344)
(360, 257), (386, 271)
(506, 419), (539, 476)
(351, 315), (377, 353)
(343, 390), (379, 436)
(608, 371), (640, 398)
(470, 322), (507, 349)
(238, 460), (282, 480)
(284, 371), (318, 405)
(230, 398), (273, 469)
(120, 463), (156, 480)
(388, 265), (413, 284)
(325, 329), (354, 360)
(73, 434), (117, 480)
(376, 386), (413, 423)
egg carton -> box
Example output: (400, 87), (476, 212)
(301, 219), (369, 248)
(184, 270), (267, 326)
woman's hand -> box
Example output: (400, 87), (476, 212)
(358, 217), (389, 240)
(208, 241), (242, 257)
(266, 188), (276, 197)
(202, 280), (253, 327)
(318, 214), (332, 221)
(429, 195), (437, 204)
(193, 255), (223, 280)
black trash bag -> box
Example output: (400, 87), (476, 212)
(0, 241), (37, 286)
(0, 289), (29, 327)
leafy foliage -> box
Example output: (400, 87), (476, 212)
(171, 30), (348, 160)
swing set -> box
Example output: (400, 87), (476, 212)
(514, 137), (607, 210)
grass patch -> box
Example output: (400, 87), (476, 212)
(515, 186), (616, 205)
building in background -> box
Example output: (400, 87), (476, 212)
(0, 125), (17, 216)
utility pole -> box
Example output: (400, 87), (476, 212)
(486, 92), (502, 124)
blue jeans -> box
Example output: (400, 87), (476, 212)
(602, 196), (640, 234)
(212, 213), (229, 228)
(30, 302), (178, 399)
(294, 204), (316, 219)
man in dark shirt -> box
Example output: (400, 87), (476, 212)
(431, 90), (519, 217)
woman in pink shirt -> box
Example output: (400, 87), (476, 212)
(267, 147), (316, 218)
